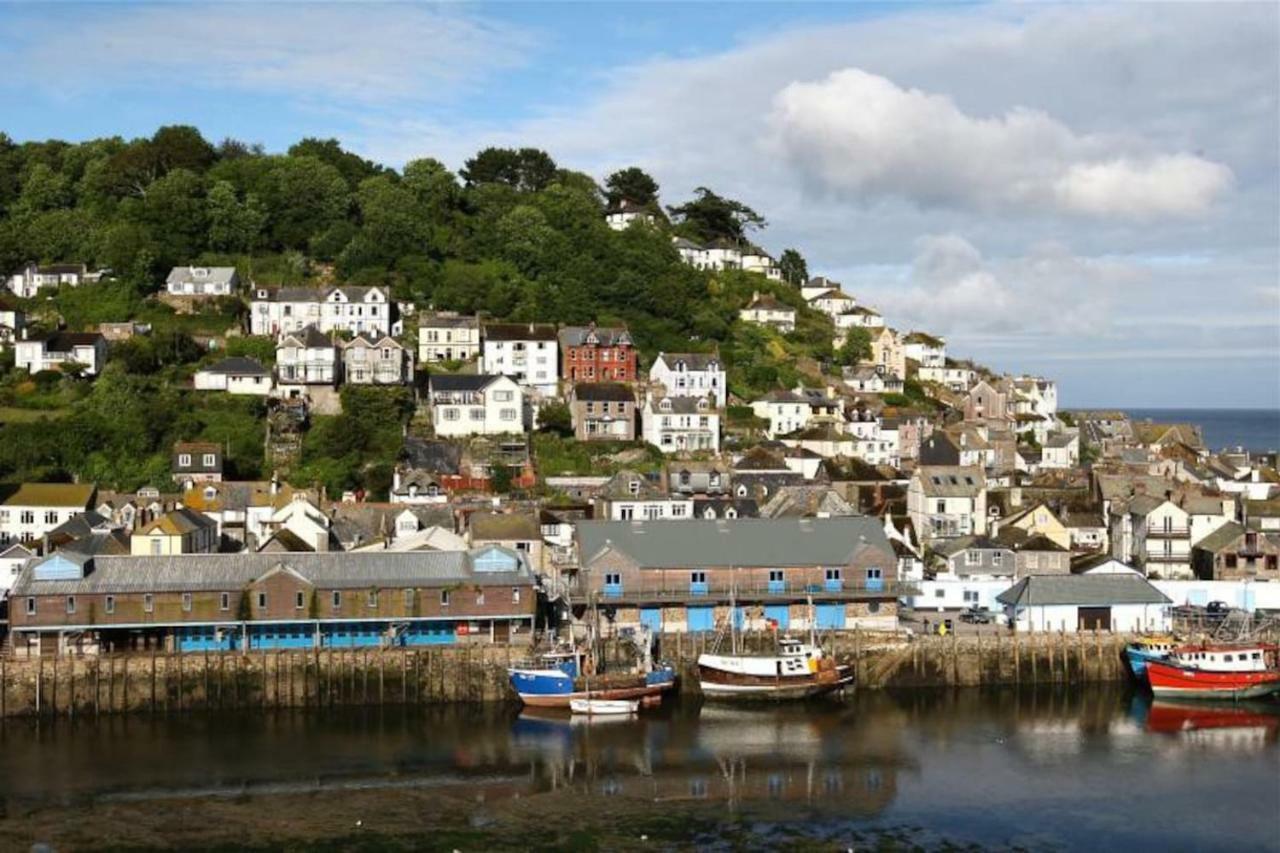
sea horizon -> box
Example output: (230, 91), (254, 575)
(1063, 406), (1280, 453)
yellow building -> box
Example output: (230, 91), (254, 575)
(131, 507), (219, 556)
(998, 502), (1071, 550)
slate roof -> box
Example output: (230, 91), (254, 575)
(997, 574), (1170, 607)
(58, 529), (130, 557)
(655, 352), (721, 371)
(419, 312), (478, 330)
(1192, 521), (1247, 553)
(572, 383), (634, 403)
(577, 517), (892, 569)
(201, 356), (270, 376)
(559, 326), (632, 347)
(482, 322), (557, 342)
(692, 498), (760, 519)
(14, 548), (534, 596)
(256, 285), (384, 303)
(166, 266), (237, 287)
(279, 326), (333, 349)
(34, 332), (104, 352)
(744, 293), (793, 312)
(914, 466), (984, 498)
(1045, 432), (1079, 449)
(734, 447), (789, 471)
(429, 374), (504, 393)
(140, 507), (217, 536)
(646, 395), (717, 414)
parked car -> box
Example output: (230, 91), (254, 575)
(960, 606), (992, 624)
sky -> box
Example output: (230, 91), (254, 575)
(1, 1), (1277, 409)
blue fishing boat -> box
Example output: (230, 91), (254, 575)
(1125, 636), (1176, 680)
(507, 646), (677, 708)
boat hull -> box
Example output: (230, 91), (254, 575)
(519, 682), (672, 708)
(1145, 660), (1280, 700)
(697, 664), (854, 702)
(1125, 645), (1167, 679)
(508, 665), (678, 708)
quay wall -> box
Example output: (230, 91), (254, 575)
(0, 631), (1134, 718)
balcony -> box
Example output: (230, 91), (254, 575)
(1144, 553), (1189, 563)
(1146, 526), (1189, 538)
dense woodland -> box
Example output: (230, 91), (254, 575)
(0, 126), (922, 496)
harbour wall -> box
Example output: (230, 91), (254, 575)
(0, 630), (1135, 718)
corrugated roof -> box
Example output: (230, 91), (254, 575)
(997, 574), (1169, 607)
(15, 548), (534, 595)
(577, 517), (892, 570)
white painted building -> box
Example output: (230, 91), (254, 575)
(428, 374), (525, 437)
(739, 292), (796, 333)
(902, 332), (946, 368)
(649, 352), (727, 408)
(341, 334), (411, 385)
(750, 390), (812, 439)
(997, 574), (1171, 633)
(165, 266), (239, 297)
(250, 285), (391, 338)
(6, 263), (92, 298)
(275, 326), (338, 395)
(642, 394), (721, 454)
(0, 543), (34, 597)
(481, 322), (559, 397)
(807, 289), (856, 318)
(908, 466), (988, 543)
(1041, 432), (1080, 469)
(418, 312), (480, 364)
(193, 357), (273, 396)
(0, 483), (97, 545)
(0, 299), (25, 349)
(15, 332), (107, 376)
(605, 200), (656, 230)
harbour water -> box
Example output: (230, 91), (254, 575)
(1123, 408), (1280, 453)
(1, 686), (1276, 851)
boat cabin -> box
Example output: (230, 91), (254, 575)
(1170, 645), (1275, 673)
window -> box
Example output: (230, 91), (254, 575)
(45, 510), (58, 525)
(992, 552), (1003, 566)
(144, 594), (154, 613)
(404, 589), (414, 608)
(179, 453), (191, 467)
(965, 550), (980, 566)
(257, 592), (267, 609)
(441, 590), (451, 606)
(105, 595), (115, 615)
(332, 590), (342, 609)
(66, 596), (75, 615)
(150, 538), (162, 556)
(500, 408), (517, 421)
(825, 568), (842, 581)
(494, 390), (513, 402)
(295, 591), (305, 610)
(25, 597), (35, 615)
(934, 589), (945, 598)
(512, 587), (520, 604)
(470, 408), (485, 421)
(220, 592), (230, 611)
(20, 511), (33, 524)
(690, 571), (707, 584)
(182, 593), (192, 612)
(605, 572), (621, 587)
(476, 589), (485, 605)
(367, 590), (379, 608)
(203, 454), (216, 468)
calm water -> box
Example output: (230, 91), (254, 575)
(0, 687), (1276, 851)
(1124, 408), (1280, 453)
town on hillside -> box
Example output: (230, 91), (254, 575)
(0, 133), (1277, 658)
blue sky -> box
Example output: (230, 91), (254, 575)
(2, 2), (1277, 409)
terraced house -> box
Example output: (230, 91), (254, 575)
(250, 285), (391, 337)
(0, 483), (97, 545)
(10, 547), (538, 657)
(574, 518), (904, 635)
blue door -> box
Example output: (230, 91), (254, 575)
(640, 608), (663, 634)
(687, 606), (714, 632)
(733, 606), (746, 630)
(764, 604), (790, 630)
(816, 603), (846, 630)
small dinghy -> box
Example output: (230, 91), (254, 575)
(569, 698), (639, 716)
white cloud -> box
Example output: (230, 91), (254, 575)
(12, 5), (535, 104)
(769, 69), (1233, 219)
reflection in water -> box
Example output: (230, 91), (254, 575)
(0, 687), (1276, 850)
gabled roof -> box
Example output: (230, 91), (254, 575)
(140, 507), (217, 537)
(1192, 521), (1247, 553)
(572, 383), (634, 403)
(279, 326), (333, 349)
(31, 331), (104, 352)
(400, 438), (462, 474)
(997, 574), (1170, 607)
(559, 326), (633, 348)
(419, 312), (479, 330)
(166, 266), (237, 286)
(654, 352), (721, 371)
(429, 373), (508, 393)
(744, 293), (794, 313)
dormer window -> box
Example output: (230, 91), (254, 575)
(628, 480), (641, 496)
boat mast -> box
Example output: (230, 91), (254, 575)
(730, 570), (738, 656)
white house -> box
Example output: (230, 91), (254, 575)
(1118, 495), (1194, 579)
(6, 263), (91, 298)
(807, 289), (856, 318)
(428, 374), (525, 437)
(1041, 432), (1081, 469)
(834, 305), (885, 331)
(0, 543), (34, 597)
(908, 466), (988, 543)
(605, 199), (656, 230)
(341, 334), (411, 385)
(642, 394), (721, 454)
(740, 248), (783, 281)
(275, 326), (338, 396)
(389, 470), (449, 505)
(997, 574), (1171, 633)
(842, 365), (886, 394)
(0, 483), (97, 545)
(193, 356), (273, 396)
(165, 266), (239, 297)
(800, 276), (844, 301)
(598, 470), (695, 521)
(902, 332), (946, 368)
(15, 332), (107, 376)
(250, 285), (391, 337)
(649, 352), (727, 408)
(481, 322), (559, 397)
(0, 297), (25, 348)
(418, 312), (480, 364)
(750, 390), (812, 439)
(739, 292), (796, 333)
(917, 364), (975, 392)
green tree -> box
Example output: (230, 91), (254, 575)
(604, 167), (659, 207)
(838, 327), (873, 365)
(536, 400), (573, 437)
(461, 147), (558, 192)
(206, 180), (266, 253)
(261, 155), (350, 250)
(667, 187), (765, 243)
(778, 248), (808, 285)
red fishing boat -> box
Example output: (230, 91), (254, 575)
(1144, 643), (1280, 700)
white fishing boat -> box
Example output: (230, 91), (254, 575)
(569, 698), (639, 716)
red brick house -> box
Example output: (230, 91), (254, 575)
(559, 325), (637, 384)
